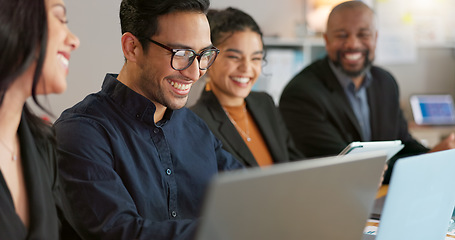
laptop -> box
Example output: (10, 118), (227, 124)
(196, 151), (388, 240)
(410, 94), (455, 125)
(365, 149), (455, 240)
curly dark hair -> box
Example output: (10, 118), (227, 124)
(207, 7), (263, 48)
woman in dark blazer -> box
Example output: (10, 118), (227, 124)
(190, 7), (303, 167)
(0, 0), (79, 238)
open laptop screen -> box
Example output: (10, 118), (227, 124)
(373, 149), (455, 240)
(196, 152), (387, 240)
(410, 94), (455, 125)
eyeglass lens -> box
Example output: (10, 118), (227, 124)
(172, 49), (218, 70)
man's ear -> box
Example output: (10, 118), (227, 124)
(323, 32), (329, 51)
(121, 32), (142, 63)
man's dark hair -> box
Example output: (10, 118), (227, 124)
(120, 0), (210, 51)
(207, 7), (263, 47)
(0, 0), (54, 140)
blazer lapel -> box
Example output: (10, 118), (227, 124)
(319, 59), (363, 140)
(18, 114), (58, 238)
(204, 91), (258, 167)
(0, 164), (27, 237)
(245, 95), (282, 163)
(332, 88), (364, 140)
(367, 82), (379, 139)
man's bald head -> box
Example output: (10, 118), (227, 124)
(327, 1), (375, 33)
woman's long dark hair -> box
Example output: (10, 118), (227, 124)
(0, 0), (54, 141)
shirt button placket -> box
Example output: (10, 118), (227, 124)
(151, 126), (178, 220)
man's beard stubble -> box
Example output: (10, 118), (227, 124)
(332, 50), (373, 78)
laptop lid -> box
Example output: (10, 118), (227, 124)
(410, 94), (455, 125)
(196, 152), (387, 240)
(375, 149), (455, 240)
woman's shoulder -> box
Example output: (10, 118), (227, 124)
(247, 91), (276, 104)
(21, 112), (56, 181)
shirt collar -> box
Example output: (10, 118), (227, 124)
(328, 59), (373, 92)
(101, 73), (173, 125)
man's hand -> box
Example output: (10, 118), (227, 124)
(429, 133), (455, 153)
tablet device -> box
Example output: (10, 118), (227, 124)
(339, 140), (404, 161)
(410, 94), (455, 125)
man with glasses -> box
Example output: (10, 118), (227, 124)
(53, 0), (243, 239)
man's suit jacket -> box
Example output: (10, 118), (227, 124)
(190, 90), (303, 167)
(279, 57), (428, 182)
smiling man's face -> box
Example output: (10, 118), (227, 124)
(324, 5), (377, 77)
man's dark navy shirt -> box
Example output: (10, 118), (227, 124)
(54, 74), (244, 240)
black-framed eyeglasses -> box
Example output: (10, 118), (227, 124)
(147, 39), (220, 71)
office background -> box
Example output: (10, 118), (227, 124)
(36, 0), (455, 124)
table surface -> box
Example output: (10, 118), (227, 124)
(376, 185), (388, 199)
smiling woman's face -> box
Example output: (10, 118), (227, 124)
(38, 0), (79, 95)
(208, 30), (263, 105)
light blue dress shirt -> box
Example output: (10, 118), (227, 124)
(329, 61), (372, 141)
